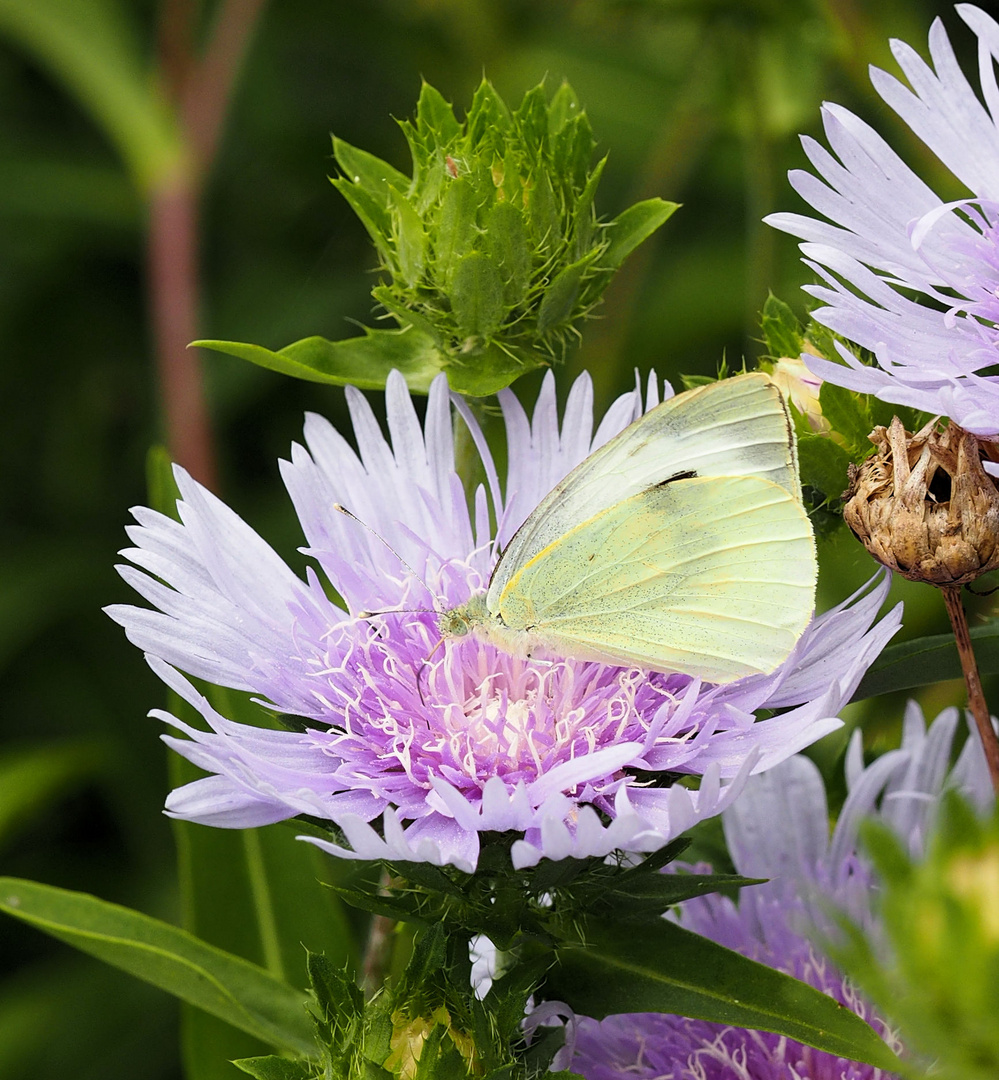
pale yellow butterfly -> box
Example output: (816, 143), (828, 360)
(438, 372), (817, 684)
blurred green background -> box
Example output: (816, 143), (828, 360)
(1, 1), (991, 1078)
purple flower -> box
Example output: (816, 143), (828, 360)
(568, 702), (995, 1079)
(107, 370), (900, 872)
(767, 4), (999, 442)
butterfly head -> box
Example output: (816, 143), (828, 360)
(437, 592), (489, 640)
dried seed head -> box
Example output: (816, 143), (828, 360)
(844, 417), (999, 586)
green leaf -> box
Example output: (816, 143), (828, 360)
(547, 81), (582, 136)
(233, 1057), (313, 1080)
(449, 252), (505, 337)
(546, 917), (901, 1072)
(404, 923), (448, 988)
(466, 79), (511, 145)
(528, 170), (558, 254)
(307, 953), (363, 1028)
(760, 294), (805, 360)
(819, 382), (874, 456)
(851, 620), (999, 701)
(602, 198), (678, 268)
(445, 342), (543, 397)
(390, 189), (427, 287)
(0, 0), (184, 191)
(195, 329), (445, 392)
(571, 156), (605, 257)
(537, 252), (597, 333)
(326, 883), (429, 926)
(332, 138), (410, 210)
(330, 176), (394, 256)
(0, 877), (316, 1056)
(434, 178), (480, 287)
(797, 433), (852, 502)
(485, 201), (531, 306)
(600, 873), (763, 918)
(415, 82), (461, 146)
(513, 84), (549, 156)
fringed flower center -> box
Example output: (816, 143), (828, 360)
(304, 603), (685, 802)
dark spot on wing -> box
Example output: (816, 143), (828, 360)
(651, 470), (697, 490)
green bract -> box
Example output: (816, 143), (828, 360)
(199, 80), (677, 395)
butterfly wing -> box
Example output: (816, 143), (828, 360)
(493, 473), (817, 683)
(487, 373), (800, 611)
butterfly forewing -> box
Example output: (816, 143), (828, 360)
(487, 373), (800, 612)
(494, 473), (816, 683)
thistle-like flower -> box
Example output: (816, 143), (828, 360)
(107, 371), (899, 872)
(568, 702), (995, 1080)
(767, 4), (999, 445)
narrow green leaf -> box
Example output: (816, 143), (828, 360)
(537, 253), (596, 333)
(546, 917), (901, 1072)
(760, 293), (805, 360)
(307, 952), (363, 1027)
(602, 873), (763, 915)
(194, 330), (445, 392)
(329, 178), (394, 258)
(797, 433), (852, 501)
(0, 0), (184, 190)
(513, 84), (549, 155)
(390, 189), (427, 287)
(434, 178), (480, 287)
(332, 138), (410, 209)
(449, 252), (505, 337)
(603, 198), (678, 268)
(0, 878), (316, 1056)
(529, 170), (558, 253)
(404, 923), (447, 987)
(571, 156), (605, 257)
(233, 1057), (313, 1080)
(547, 81), (582, 135)
(415, 82), (461, 145)
(851, 620), (999, 701)
(467, 79), (511, 145)
(326, 884), (429, 926)
(485, 201), (531, 306)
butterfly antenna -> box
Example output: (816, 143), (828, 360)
(415, 635), (447, 709)
(334, 503), (438, 602)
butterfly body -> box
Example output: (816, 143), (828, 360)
(440, 373), (817, 684)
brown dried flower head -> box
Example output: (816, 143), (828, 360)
(844, 416), (999, 586)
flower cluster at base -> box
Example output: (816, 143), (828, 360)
(566, 703), (995, 1080)
(767, 4), (999, 445)
(107, 370), (900, 873)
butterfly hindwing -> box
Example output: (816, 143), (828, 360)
(494, 473), (816, 683)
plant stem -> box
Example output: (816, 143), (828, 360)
(362, 868), (396, 997)
(148, 0), (267, 488)
(148, 177), (218, 489)
(942, 584), (999, 792)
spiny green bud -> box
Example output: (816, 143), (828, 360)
(330, 78), (676, 393)
(198, 79), (675, 396)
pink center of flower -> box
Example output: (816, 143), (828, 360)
(304, 608), (689, 812)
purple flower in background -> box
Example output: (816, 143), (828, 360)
(568, 703), (995, 1080)
(107, 370), (899, 872)
(767, 4), (999, 442)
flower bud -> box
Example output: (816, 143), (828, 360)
(844, 416), (999, 586)
(330, 79), (676, 390)
(769, 354), (829, 433)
